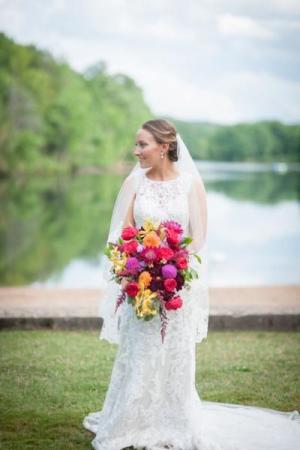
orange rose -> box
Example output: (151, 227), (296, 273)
(143, 231), (161, 247)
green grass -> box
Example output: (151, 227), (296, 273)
(0, 330), (299, 449)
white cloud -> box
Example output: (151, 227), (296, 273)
(0, 0), (299, 124)
(217, 14), (274, 40)
(217, 70), (300, 123)
(142, 72), (238, 123)
(272, 0), (300, 15)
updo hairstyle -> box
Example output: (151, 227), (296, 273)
(141, 118), (179, 162)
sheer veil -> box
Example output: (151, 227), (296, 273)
(99, 132), (209, 345)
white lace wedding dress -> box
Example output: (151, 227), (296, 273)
(83, 171), (300, 450)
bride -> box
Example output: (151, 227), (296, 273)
(83, 119), (300, 450)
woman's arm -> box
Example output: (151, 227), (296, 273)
(188, 175), (207, 253)
(123, 192), (136, 228)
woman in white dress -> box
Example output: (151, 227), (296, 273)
(83, 119), (300, 450)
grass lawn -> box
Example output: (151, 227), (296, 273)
(0, 329), (299, 449)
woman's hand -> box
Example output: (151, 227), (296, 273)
(121, 278), (129, 292)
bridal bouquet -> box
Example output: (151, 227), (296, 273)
(104, 218), (201, 343)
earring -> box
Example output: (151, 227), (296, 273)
(160, 151), (164, 159)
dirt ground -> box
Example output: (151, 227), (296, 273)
(0, 285), (299, 318)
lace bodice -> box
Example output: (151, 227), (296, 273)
(133, 171), (192, 235)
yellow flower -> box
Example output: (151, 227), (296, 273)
(141, 301), (157, 315)
(138, 217), (160, 238)
(142, 307), (157, 317)
(110, 250), (127, 274)
(110, 247), (121, 260)
(143, 298), (152, 306)
(134, 288), (158, 318)
(144, 289), (157, 300)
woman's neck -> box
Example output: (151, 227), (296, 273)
(146, 164), (179, 181)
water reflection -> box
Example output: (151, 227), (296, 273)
(1, 161), (299, 287)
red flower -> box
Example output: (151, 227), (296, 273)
(122, 239), (138, 254)
(165, 295), (183, 310)
(122, 226), (138, 240)
(163, 278), (177, 292)
(166, 229), (181, 246)
(162, 220), (183, 235)
(125, 281), (140, 298)
(174, 248), (189, 259)
(158, 246), (174, 261)
(176, 256), (188, 269)
(140, 246), (160, 263)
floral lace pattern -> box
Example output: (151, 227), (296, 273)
(83, 171), (300, 450)
(133, 172), (191, 233)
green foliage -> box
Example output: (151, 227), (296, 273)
(127, 296), (134, 304)
(180, 236), (193, 247)
(190, 266), (199, 279)
(172, 118), (300, 162)
(192, 253), (202, 264)
(0, 33), (151, 175)
(0, 31), (299, 176)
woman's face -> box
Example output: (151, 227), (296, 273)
(134, 128), (165, 168)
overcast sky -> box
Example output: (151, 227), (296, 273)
(1, 0), (299, 124)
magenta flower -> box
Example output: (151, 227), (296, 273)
(125, 257), (140, 274)
(162, 220), (183, 235)
(161, 264), (177, 279)
(140, 246), (159, 263)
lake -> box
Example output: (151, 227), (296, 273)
(1, 161), (299, 288)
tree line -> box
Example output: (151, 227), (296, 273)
(0, 32), (299, 176)
(172, 119), (300, 162)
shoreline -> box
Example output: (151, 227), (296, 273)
(0, 285), (299, 332)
